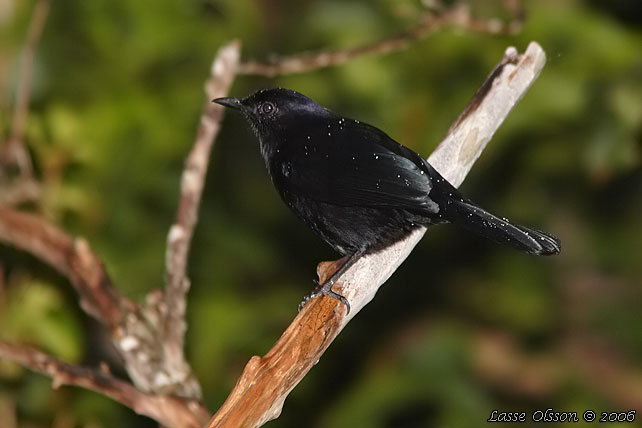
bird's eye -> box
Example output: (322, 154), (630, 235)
(260, 102), (275, 115)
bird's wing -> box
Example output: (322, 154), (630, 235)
(284, 119), (438, 211)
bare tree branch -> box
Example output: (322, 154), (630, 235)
(2, 0), (50, 177)
(205, 42), (547, 428)
(0, 40), (242, 413)
(238, 2), (523, 77)
(0, 204), (129, 326)
(0, 341), (209, 428)
(162, 40), (241, 399)
(0, 204), (167, 395)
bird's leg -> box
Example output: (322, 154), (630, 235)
(298, 250), (365, 314)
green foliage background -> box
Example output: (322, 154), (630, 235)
(1, 0), (640, 427)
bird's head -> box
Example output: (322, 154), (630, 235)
(214, 88), (328, 136)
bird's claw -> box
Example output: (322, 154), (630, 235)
(298, 279), (351, 314)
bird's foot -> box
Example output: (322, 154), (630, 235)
(298, 279), (350, 314)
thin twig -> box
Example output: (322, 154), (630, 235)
(0, 341), (209, 428)
(238, 2), (523, 77)
(3, 0), (50, 177)
(205, 42), (547, 428)
(162, 40), (240, 399)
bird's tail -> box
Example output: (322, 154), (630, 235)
(441, 199), (561, 255)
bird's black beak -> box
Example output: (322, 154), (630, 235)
(213, 97), (243, 110)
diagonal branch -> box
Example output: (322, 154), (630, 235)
(205, 42), (547, 428)
(0, 341), (209, 428)
(0, 204), (129, 327)
(161, 40), (240, 398)
(237, 2), (523, 77)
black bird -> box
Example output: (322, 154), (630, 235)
(214, 89), (560, 312)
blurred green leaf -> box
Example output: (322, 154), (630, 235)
(0, 280), (83, 362)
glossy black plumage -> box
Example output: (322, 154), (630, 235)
(215, 88), (560, 309)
